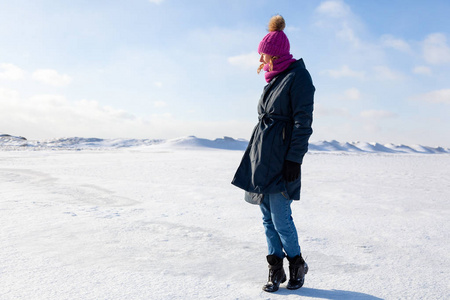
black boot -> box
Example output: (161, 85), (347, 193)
(262, 255), (286, 292)
(286, 255), (308, 290)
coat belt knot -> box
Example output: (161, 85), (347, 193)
(258, 113), (292, 123)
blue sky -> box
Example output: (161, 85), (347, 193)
(1, 0), (449, 147)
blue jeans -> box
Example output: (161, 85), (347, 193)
(260, 193), (301, 259)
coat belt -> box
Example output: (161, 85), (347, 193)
(258, 113), (292, 123)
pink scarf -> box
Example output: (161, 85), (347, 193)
(263, 54), (296, 83)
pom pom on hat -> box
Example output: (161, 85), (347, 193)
(268, 15), (286, 32)
(258, 15), (290, 57)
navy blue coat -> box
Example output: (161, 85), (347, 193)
(231, 59), (315, 202)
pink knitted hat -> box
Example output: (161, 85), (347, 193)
(258, 15), (290, 56)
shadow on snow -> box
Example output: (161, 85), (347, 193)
(273, 287), (383, 299)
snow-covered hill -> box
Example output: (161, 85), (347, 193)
(1, 134), (449, 154)
(308, 139), (450, 154)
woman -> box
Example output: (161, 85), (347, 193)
(231, 15), (315, 293)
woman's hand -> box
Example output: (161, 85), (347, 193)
(283, 160), (300, 182)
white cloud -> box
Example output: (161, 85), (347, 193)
(148, 0), (165, 4)
(412, 66), (432, 75)
(423, 33), (450, 65)
(29, 94), (67, 108)
(373, 65), (404, 80)
(323, 65), (365, 79)
(381, 35), (411, 53)
(342, 88), (361, 100)
(153, 101), (167, 108)
(32, 69), (72, 86)
(0, 93), (143, 138)
(360, 110), (397, 119)
(336, 22), (360, 46)
(27, 94), (135, 121)
(413, 89), (450, 104)
(0, 91), (255, 140)
(315, 1), (362, 47)
(227, 52), (260, 70)
(154, 81), (163, 88)
(314, 104), (350, 117)
(316, 0), (351, 18)
(0, 63), (25, 80)
(0, 87), (20, 99)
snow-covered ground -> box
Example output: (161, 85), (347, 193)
(1, 137), (449, 299)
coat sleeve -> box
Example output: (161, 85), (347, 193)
(285, 68), (315, 164)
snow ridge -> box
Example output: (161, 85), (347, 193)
(308, 140), (450, 154)
(1, 134), (449, 154)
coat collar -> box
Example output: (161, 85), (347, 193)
(259, 59), (307, 112)
(265, 59), (305, 86)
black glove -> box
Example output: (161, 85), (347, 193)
(283, 160), (300, 182)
